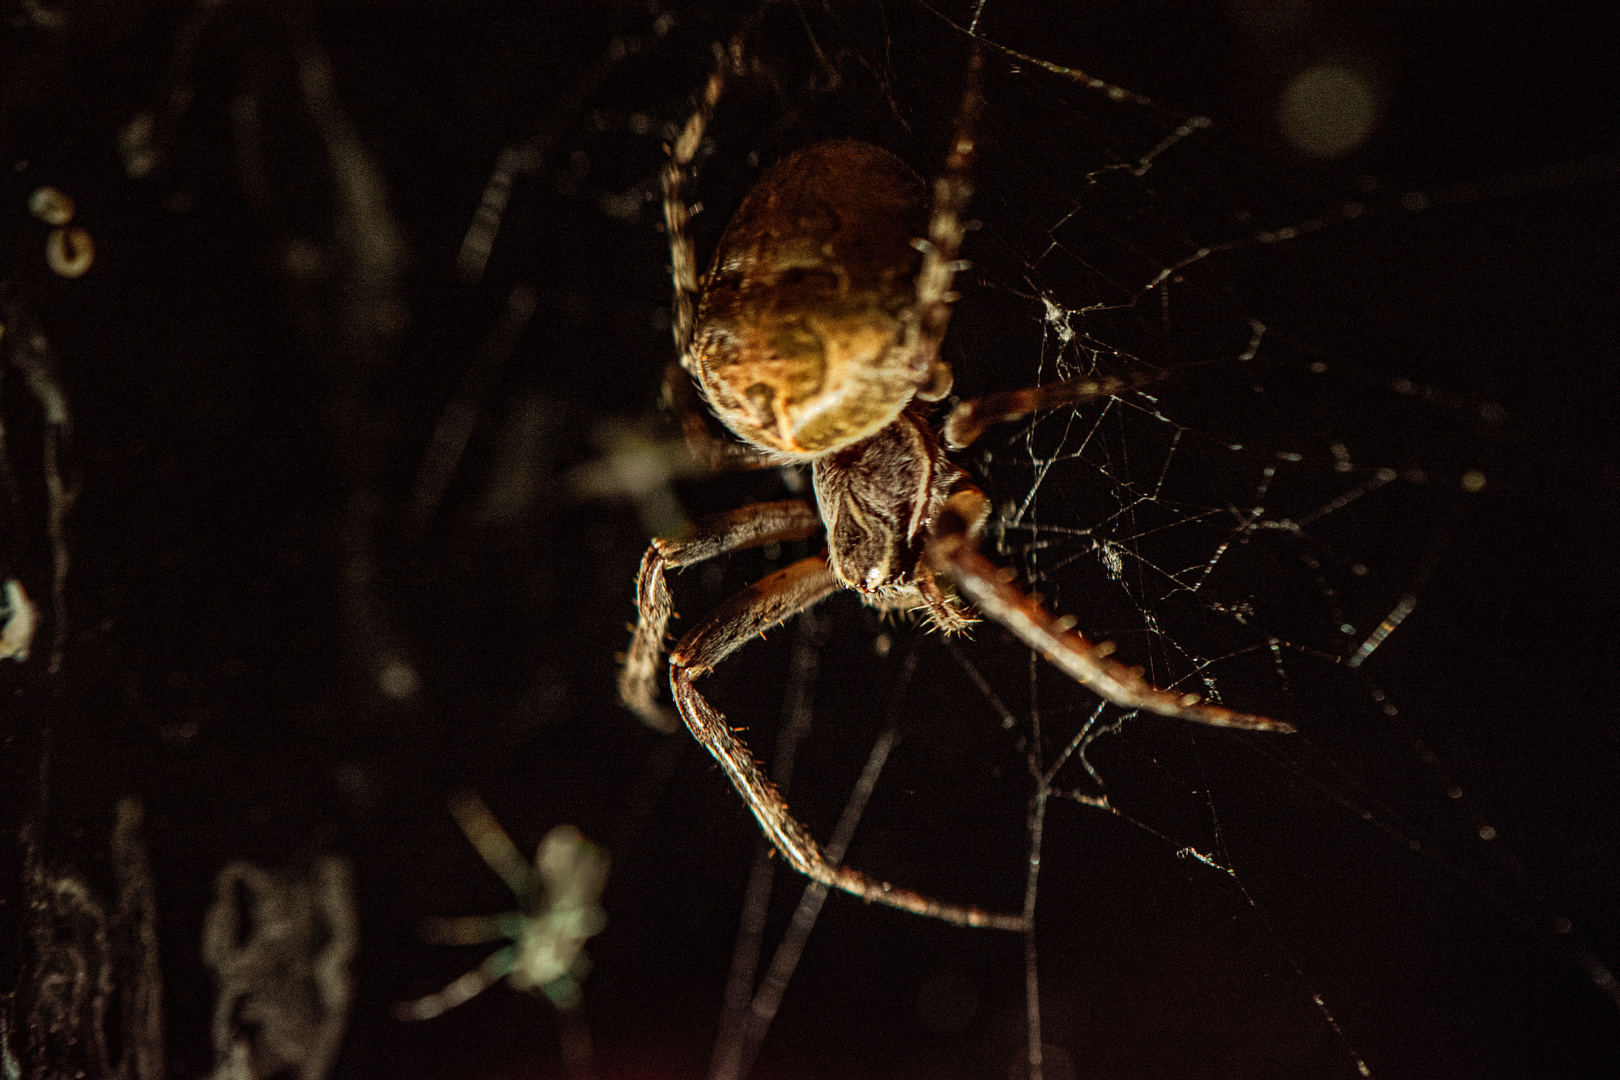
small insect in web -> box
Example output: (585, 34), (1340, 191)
(395, 791), (607, 1020)
(619, 26), (1295, 931)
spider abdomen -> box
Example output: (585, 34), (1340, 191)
(691, 140), (936, 456)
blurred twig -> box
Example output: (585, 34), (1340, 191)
(406, 284), (538, 534)
(455, 8), (674, 283)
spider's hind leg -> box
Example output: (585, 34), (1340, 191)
(926, 485), (1293, 733)
(620, 499), (821, 730)
(668, 552), (1024, 931)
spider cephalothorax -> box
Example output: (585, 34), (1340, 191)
(620, 38), (1292, 932)
(813, 399), (976, 631)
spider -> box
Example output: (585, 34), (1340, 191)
(619, 30), (1294, 931)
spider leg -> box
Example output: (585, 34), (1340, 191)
(927, 485), (1294, 733)
(943, 373), (1157, 449)
(418, 912), (524, 947)
(664, 28), (748, 362)
(393, 944), (518, 1021)
(620, 499), (822, 730)
(912, 46), (985, 401)
(670, 553), (1025, 931)
(448, 789), (539, 908)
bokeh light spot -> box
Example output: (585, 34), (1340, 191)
(1277, 63), (1382, 159)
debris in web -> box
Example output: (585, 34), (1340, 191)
(202, 857), (358, 1080)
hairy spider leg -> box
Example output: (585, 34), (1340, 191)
(669, 552), (1026, 931)
(621, 500), (823, 730)
(657, 24), (801, 473)
(927, 487), (1294, 733)
(664, 28), (749, 365)
(943, 372), (1160, 449)
(911, 46), (984, 402)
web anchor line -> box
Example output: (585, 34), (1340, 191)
(1358, 675), (1620, 1013)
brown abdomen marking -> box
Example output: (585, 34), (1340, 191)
(692, 141), (934, 456)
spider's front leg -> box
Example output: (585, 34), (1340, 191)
(620, 500), (822, 730)
(927, 486), (1294, 733)
(942, 373), (1155, 450)
(668, 552), (1025, 931)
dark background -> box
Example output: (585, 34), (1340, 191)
(2, 1), (1618, 1078)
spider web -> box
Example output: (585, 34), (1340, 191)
(9, 2), (1610, 1078)
(543, 3), (1620, 1078)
